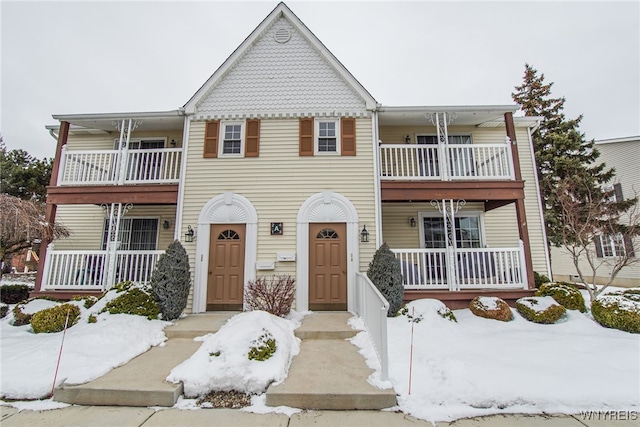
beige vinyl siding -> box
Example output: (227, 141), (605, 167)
(53, 205), (177, 251)
(61, 130), (184, 151)
(181, 117), (377, 289)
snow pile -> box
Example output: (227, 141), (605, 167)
(0, 289), (169, 400)
(381, 298), (639, 422)
(517, 296), (560, 312)
(167, 310), (301, 396)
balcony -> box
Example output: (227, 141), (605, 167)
(58, 147), (182, 186)
(392, 243), (526, 291)
(379, 142), (514, 181)
(41, 248), (164, 291)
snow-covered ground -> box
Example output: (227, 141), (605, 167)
(1, 283), (638, 423)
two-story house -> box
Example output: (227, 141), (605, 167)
(551, 136), (639, 287)
(33, 2), (550, 311)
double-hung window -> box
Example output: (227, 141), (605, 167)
(421, 214), (483, 249)
(221, 123), (243, 156)
(102, 218), (159, 250)
(316, 120), (339, 154)
(598, 233), (626, 258)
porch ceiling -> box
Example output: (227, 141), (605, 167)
(377, 105), (518, 127)
(50, 110), (185, 132)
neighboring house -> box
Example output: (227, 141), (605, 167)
(33, 3), (550, 310)
(551, 136), (639, 287)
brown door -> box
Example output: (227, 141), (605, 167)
(207, 224), (245, 311)
(309, 223), (347, 310)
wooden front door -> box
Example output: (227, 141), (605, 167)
(309, 223), (347, 310)
(207, 224), (245, 311)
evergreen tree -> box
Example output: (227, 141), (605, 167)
(367, 242), (404, 317)
(512, 64), (616, 246)
(150, 240), (191, 320)
(0, 138), (53, 202)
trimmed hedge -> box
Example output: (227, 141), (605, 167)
(31, 304), (81, 334)
(0, 284), (30, 304)
(536, 282), (586, 312)
(367, 243), (404, 317)
(516, 296), (566, 324)
(469, 296), (513, 322)
(591, 290), (640, 334)
(102, 285), (160, 320)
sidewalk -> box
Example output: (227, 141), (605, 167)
(2, 405), (638, 426)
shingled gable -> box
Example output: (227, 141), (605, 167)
(183, 2), (377, 119)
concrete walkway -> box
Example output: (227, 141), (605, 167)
(2, 405), (638, 426)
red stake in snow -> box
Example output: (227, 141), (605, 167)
(50, 306), (72, 398)
(408, 306), (415, 395)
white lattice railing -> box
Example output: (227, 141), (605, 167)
(353, 272), (389, 381)
(58, 147), (182, 185)
(41, 248), (164, 290)
(379, 143), (514, 180)
(393, 242), (526, 290)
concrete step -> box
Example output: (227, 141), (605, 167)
(54, 338), (200, 407)
(295, 312), (358, 340)
(164, 312), (236, 339)
(265, 339), (397, 410)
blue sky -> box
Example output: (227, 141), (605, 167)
(2, 1), (638, 159)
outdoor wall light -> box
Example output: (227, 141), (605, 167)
(170, 139), (178, 147)
(409, 217), (417, 228)
(162, 220), (170, 230)
(404, 134), (411, 144)
(360, 225), (369, 243)
(185, 225), (195, 242)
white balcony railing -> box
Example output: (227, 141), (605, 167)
(379, 143), (514, 180)
(393, 242), (526, 291)
(41, 248), (164, 290)
(58, 147), (182, 186)
(353, 272), (389, 381)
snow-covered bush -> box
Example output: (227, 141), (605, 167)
(0, 302), (7, 319)
(247, 329), (277, 361)
(399, 299), (457, 324)
(516, 296), (566, 324)
(150, 240), (191, 321)
(367, 242), (404, 316)
(469, 296), (513, 321)
(71, 295), (100, 309)
(11, 297), (59, 326)
(244, 275), (295, 317)
(536, 282), (586, 312)
(167, 311), (300, 396)
(534, 271), (551, 288)
(101, 282), (159, 320)
(30, 303), (80, 334)
(591, 290), (640, 334)
(0, 284), (30, 304)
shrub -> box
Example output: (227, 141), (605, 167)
(31, 304), (81, 334)
(247, 330), (277, 361)
(0, 284), (30, 304)
(469, 296), (513, 322)
(71, 295), (100, 309)
(534, 271), (551, 288)
(244, 275), (295, 318)
(536, 282), (586, 312)
(12, 302), (33, 326)
(88, 314), (97, 324)
(516, 296), (566, 324)
(367, 242), (404, 317)
(438, 306), (457, 322)
(150, 240), (191, 320)
(0, 303), (7, 319)
(102, 284), (159, 320)
(591, 290), (640, 334)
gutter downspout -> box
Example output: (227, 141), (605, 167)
(371, 107), (382, 247)
(48, 128), (59, 141)
(174, 111), (190, 242)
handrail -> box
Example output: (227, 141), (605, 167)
(354, 272), (389, 381)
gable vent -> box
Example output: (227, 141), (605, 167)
(274, 28), (291, 44)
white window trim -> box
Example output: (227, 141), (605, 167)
(418, 210), (485, 249)
(314, 118), (340, 155)
(113, 138), (167, 149)
(218, 121), (245, 157)
(599, 233), (626, 258)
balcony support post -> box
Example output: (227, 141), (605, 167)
(34, 121), (69, 294)
(505, 112), (535, 288)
